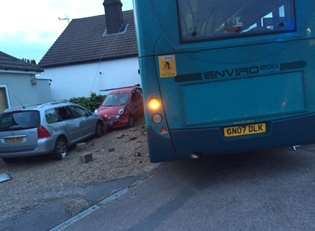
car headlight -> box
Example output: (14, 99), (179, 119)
(118, 108), (124, 115)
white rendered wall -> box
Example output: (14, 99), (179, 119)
(0, 72), (52, 110)
(40, 57), (140, 100)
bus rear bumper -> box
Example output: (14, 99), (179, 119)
(148, 114), (315, 162)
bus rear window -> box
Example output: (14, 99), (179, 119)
(177, 0), (296, 42)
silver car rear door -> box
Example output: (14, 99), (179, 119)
(55, 106), (83, 143)
(69, 106), (95, 137)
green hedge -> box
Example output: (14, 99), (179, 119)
(70, 93), (105, 112)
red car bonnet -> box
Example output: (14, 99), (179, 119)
(97, 88), (134, 119)
(98, 105), (124, 118)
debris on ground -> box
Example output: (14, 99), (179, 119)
(76, 142), (88, 152)
(129, 136), (138, 141)
(80, 153), (93, 164)
(135, 152), (142, 157)
(0, 120), (157, 223)
(289, 145), (301, 152)
(116, 134), (125, 139)
(0, 173), (11, 184)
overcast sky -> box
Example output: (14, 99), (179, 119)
(0, 0), (133, 62)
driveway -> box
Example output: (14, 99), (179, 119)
(63, 147), (315, 231)
(0, 121), (156, 231)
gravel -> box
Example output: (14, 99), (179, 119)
(0, 120), (157, 223)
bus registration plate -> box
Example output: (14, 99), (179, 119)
(224, 123), (267, 138)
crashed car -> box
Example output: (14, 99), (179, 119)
(96, 86), (144, 128)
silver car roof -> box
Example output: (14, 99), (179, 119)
(8, 101), (78, 112)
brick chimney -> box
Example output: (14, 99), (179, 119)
(103, 0), (124, 34)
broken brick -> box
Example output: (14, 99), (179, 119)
(80, 153), (93, 164)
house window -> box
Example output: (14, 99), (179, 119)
(0, 87), (9, 112)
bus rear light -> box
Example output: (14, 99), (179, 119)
(147, 98), (162, 112)
(38, 127), (51, 139)
(152, 114), (163, 124)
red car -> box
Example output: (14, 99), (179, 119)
(96, 86), (144, 128)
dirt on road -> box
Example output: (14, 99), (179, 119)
(0, 121), (157, 223)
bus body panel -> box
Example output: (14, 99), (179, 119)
(147, 113), (315, 162)
(156, 39), (315, 129)
(179, 72), (305, 126)
(134, 0), (315, 162)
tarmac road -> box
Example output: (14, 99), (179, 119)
(65, 146), (315, 231)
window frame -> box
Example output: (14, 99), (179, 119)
(176, 0), (297, 44)
(0, 110), (40, 130)
(0, 85), (10, 112)
(103, 93), (130, 107)
(55, 106), (75, 122)
(45, 108), (60, 124)
(69, 106), (89, 118)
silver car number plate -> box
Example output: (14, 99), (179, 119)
(5, 137), (26, 145)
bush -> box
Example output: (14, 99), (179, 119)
(70, 93), (105, 112)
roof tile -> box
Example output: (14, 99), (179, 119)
(0, 51), (42, 72)
(40, 10), (138, 68)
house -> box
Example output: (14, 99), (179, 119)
(39, 0), (140, 100)
(0, 51), (52, 112)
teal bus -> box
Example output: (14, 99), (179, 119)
(133, 0), (315, 162)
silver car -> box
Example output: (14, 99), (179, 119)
(0, 102), (106, 163)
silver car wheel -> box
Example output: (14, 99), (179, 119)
(54, 137), (68, 160)
(95, 122), (105, 137)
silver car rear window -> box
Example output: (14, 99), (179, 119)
(0, 111), (40, 131)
